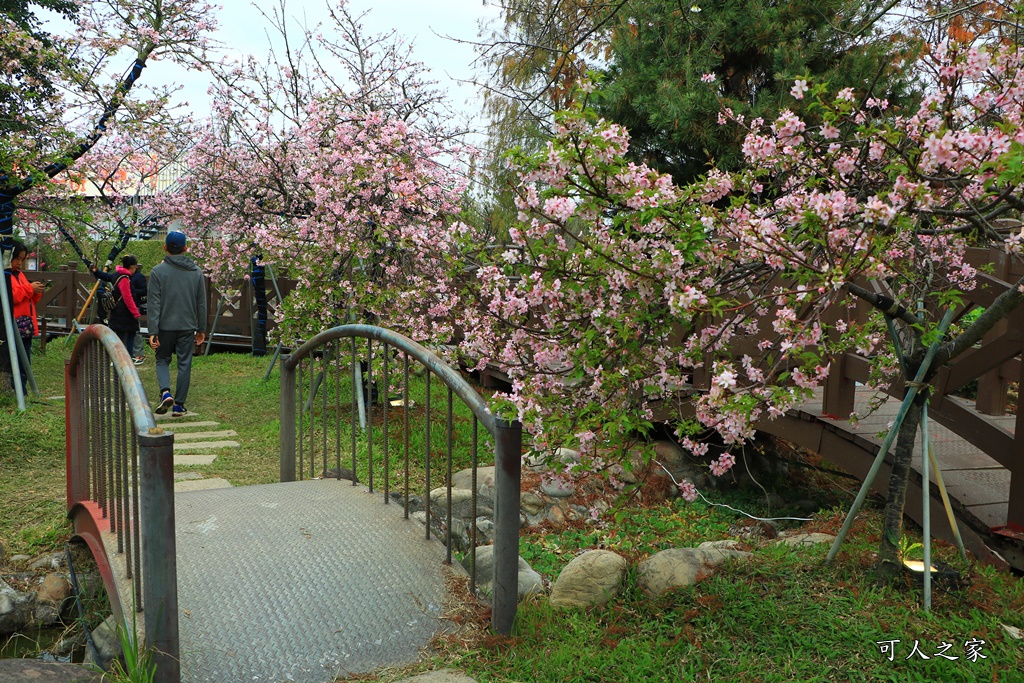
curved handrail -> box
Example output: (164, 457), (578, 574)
(65, 324), (179, 682)
(68, 324), (159, 438)
(283, 324), (511, 432)
(279, 323), (522, 635)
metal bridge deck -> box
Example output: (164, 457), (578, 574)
(173, 479), (455, 683)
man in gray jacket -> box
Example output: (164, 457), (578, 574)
(149, 231), (207, 417)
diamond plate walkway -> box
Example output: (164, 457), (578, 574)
(173, 479), (454, 683)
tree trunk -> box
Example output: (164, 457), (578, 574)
(875, 390), (925, 582)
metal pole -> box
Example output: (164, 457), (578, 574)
(826, 308), (956, 564)
(491, 419), (522, 635)
(203, 297), (225, 357)
(280, 355), (297, 482)
(0, 267), (26, 410)
(354, 358), (367, 431)
(138, 429), (179, 683)
(263, 343), (283, 380)
(921, 403), (933, 612)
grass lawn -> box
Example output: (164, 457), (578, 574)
(2, 335), (1023, 682)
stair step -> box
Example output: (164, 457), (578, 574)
(173, 440), (239, 451)
(173, 430), (238, 441)
(174, 454), (219, 466)
(163, 421), (221, 429)
(155, 412), (200, 421)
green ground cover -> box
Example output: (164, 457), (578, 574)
(1, 337), (1023, 682)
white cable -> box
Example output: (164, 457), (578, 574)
(654, 460), (813, 523)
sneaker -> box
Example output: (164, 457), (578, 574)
(155, 390), (173, 414)
(133, 356), (145, 366)
(171, 404), (188, 417)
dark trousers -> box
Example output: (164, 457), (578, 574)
(115, 329), (135, 359)
(154, 330), (195, 405)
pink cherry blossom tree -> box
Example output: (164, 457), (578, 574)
(2, 0), (217, 255)
(155, 1), (484, 345)
(464, 22), (1024, 576)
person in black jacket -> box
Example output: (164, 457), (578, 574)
(91, 254), (142, 360)
(130, 264), (148, 365)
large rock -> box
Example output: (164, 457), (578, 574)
(451, 466), (496, 493)
(463, 545), (544, 599)
(83, 614), (123, 672)
(520, 492), (545, 516)
(429, 487), (493, 520)
(549, 550), (627, 608)
(37, 574), (71, 605)
(0, 578), (36, 635)
(637, 547), (752, 598)
(412, 512), (470, 552)
(33, 574), (72, 627)
(778, 533), (836, 547)
(0, 660), (104, 683)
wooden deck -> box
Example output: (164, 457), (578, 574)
(759, 385), (1024, 570)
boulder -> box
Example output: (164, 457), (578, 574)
(778, 533), (836, 547)
(549, 550), (627, 609)
(29, 552), (64, 571)
(540, 478), (574, 498)
(83, 614), (123, 672)
(520, 492), (545, 516)
(1, 578), (36, 635)
(652, 440), (686, 467)
(429, 487), (493, 520)
(698, 539), (743, 551)
(637, 547), (752, 598)
(451, 466), (496, 493)
(463, 545), (544, 599)
(37, 574), (72, 605)
(34, 574), (72, 626)
(0, 661), (103, 683)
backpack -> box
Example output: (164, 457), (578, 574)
(98, 275), (127, 318)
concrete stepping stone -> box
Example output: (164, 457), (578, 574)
(174, 454), (219, 466)
(173, 440), (239, 451)
(155, 412), (200, 421)
(175, 472), (205, 480)
(163, 421), (221, 429)
(174, 478), (233, 493)
(172, 430), (238, 441)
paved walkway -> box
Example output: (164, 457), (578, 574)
(153, 413), (456, 683)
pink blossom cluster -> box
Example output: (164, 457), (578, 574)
(463, 34), (1024, 503)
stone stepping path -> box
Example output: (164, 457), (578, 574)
(173, 440), (240, 451)
(152, 411), (239, 493)
(174, 430), (238, 441)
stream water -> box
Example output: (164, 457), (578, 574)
(0, 625), (84, 663)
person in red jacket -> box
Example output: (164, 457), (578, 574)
(91, 254), (142, 360)
(5, 240), (44, 390)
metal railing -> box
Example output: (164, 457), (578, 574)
(66, 324), (179, 683)
(279, 324), (523, 634)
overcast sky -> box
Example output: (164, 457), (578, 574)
(141, 0), (503, 126)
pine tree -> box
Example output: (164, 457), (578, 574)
(597, 0), (923, 184)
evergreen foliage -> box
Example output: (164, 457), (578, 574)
(597, 0), (924, 184)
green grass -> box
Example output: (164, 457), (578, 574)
(446, 507), (1024, 683)
(3, 335), (1024, 683)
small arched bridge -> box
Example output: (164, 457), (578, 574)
(65, 325), (522, 683)
(689, 246), (1024, 569)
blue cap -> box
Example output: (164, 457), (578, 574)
(165, 231), (187, 251)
